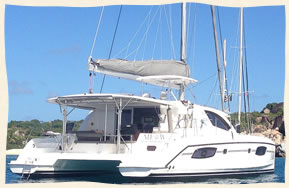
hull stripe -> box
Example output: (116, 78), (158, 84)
(150, 169), (274, 177)
(165, 142), (275, 167)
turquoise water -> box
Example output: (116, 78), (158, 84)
(6, 155), (285, 184)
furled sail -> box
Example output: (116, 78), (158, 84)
(88, 59), (196, 89)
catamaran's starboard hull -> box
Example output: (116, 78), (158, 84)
(118, 141), (275, 177)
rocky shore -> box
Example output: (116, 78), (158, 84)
(242, 102), (286, 157)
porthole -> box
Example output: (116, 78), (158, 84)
(255, 146), (267, 156)
(223, 149), (227, 154)
(248, 148), (251, 153)
(147, 145), (156, 151)
(192, 147), (217, 159)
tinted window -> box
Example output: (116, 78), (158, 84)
(205, 111), (231, 131)
(256, 146), (267, 156)
(192, 147), (217, 159)
(121, 109), (132, 127)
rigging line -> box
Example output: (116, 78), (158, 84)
(124, 47), (140, 59)
(164, 5), (176, 59)
(242, 53), (248, 131)
(152, 7), (162, 59)
(160, 9), (163, 59)
(243, 12), (250, 111)
(187, 85), (198, 104)
(229, 10), (241, 95)
(191, 72), (217, 88)
(141, 7), (156, 60)
(89, 6), (105, 59)
(243, 10), (251, 131)
(124, 6), (153, 58)
(111, 6), (153, 58)
(133, 7), (161, 60)
(100, 5), (123, 93)
(141, 14), (150, 60)
(124, 7), (159, 60)
(206, 75), (219, 106)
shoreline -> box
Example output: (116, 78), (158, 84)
(6, 149), (22, 156)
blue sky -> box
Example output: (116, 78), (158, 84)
(5, 3), (285, 121)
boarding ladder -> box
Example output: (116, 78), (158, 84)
(21, 160), (33, 180)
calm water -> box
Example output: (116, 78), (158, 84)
(6, 155), (285, 184)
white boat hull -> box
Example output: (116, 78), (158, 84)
(9, 134), (275, 178)
(118, 141), (275, 177)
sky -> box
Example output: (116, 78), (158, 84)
(5, 3), (285, 121)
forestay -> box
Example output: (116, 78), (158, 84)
(88, 59), (194, 89)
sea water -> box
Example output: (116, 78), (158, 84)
(5, 155), (285, 184)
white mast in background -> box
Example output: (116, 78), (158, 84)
(223, 39), (227, 111)
(179, 3), (186, 100)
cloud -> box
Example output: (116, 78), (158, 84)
(9, 80), (33, 96)
(48, 44), (81, 55)
(47, 91), (58, 99)
(38, 81), (48, 87)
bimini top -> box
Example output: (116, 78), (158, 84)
(48, 93), (171, 110)
(88, 59), (197, 89)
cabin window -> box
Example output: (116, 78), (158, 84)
(144, 117), (154, 123)
(255, 146), (267, 156)
(133, 108), (160, 133)
(119, 107), (160, 141)
(121, 109), (133, 127)
(192, 147), (217, 159)
(205, 111), (230, 131)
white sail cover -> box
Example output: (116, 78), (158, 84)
(88, 59), (194, 89)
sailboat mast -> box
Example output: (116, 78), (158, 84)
(179, 3), (186, 100)
(210, 5), (225, 111)
(238, 7), (244, 123)
(181, 3), (187, 63)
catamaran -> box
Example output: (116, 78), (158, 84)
(9, 3), (275, 178)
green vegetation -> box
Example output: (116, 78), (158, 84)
(6, 119), (82, 150)
(6, 102), (284, 149)
(230, 102), (284, 132)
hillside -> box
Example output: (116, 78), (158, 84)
(231, 102), (285, 157)
(6, 119), (82, 150)
(6, 102), (285, 155)
(231, 102), (284, 133)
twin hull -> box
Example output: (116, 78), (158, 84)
(9, 134), (275, 177)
